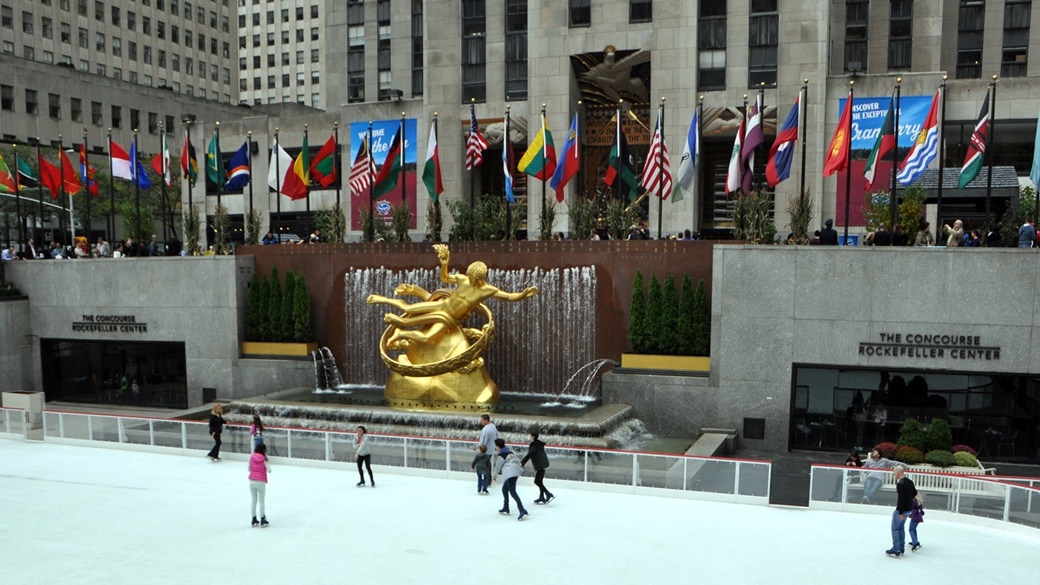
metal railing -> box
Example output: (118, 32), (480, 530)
(809, 464), (1040, 532)
(0, 407), (771, 503)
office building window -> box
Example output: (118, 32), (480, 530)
(110, 105), (120, 128)
(412, 0), (423, 97)
(461, 0), (486, 103)
(282, 73), (291, 88)
(25, 89), (38, 115)
(95, 0), (103, 20)
(129, 41), (137, 60)
(297, 50), (305, 65)
(49, 94), (61, 119)
(112, 36), (121, 56)
(699, 1), (726, 89)
(128, 11), (135, 31)
(23, 45), (34, 60)
(504, 0), (527, 101)
(348, 48), (365, 103)
(845, 0), (869, 72)
(957, 0), (985, 79)
(172, 54), (180, 71)
(312, 48), (320, 63)
(42, 17), (53, 39)
(569, 0), (590, 27)
(79, 27), (88, 48)
(268, 75), (275, 89)
(111, 6), (120, 25)
(630, 0), (652, 23)
(71, 97), (82, 122)
(61, 22), (71, 43)
(0, 85), (13, 111)
(0, 7), (10, 29)
(748, 0), (777, 87)
(1002, 0), (1031, 78)
(96, 32), (105, 52)
(888, 1), (913, 69)
(22, 11), (33, 34)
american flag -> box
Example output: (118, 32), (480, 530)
(465, 105), (489, 171)
(349, 135), (373, 197)
(642, 115), (672, 199)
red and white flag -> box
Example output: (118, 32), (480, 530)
(465, 105), (490, 171)
(642, 115), (672, 199)
(349, 135), (373, 198)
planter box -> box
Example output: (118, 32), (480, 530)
(241, 341), (318, 357)
(621, 353), (710, 372)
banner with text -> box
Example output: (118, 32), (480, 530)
(349, 119), (418, 231)
(837, 95), (933, 152)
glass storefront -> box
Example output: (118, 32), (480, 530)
(792, 364), (1040, 462)
(40, 339), (188, 409)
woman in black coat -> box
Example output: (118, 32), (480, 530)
(206, 404), (227, 462)
(521, 430), (554, 504)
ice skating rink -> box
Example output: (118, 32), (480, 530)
(3, 439), (1038, 585)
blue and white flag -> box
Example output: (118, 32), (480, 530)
(129, 139), (152, 189)
(896, 88), (941, 186)
(766, 96), (800, 188)
(224, 142), (251, 191)
(1030, 105), (1040, 188)
(673, 111), (698, 203)
(503, 117), (515, 204)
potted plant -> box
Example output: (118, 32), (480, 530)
(621, 271), (711, 372)
(241, 268), (317, 357)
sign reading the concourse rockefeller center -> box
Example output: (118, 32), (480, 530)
(859, 332), (1000, 360)
(72, 314), (148, 334)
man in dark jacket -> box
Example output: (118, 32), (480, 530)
(887, 465), (917, 557)
(819, 219), (839, 245)
(521, 430), (555, 504)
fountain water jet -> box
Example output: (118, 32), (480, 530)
(311, 347), (345, 391)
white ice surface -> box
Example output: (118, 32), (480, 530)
(3, 439), (1038, 585)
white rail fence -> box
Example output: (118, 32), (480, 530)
(0, 407), (771, 504)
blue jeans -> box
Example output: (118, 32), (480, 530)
(501, 477), (526, 514)
(909, 518), (920, 545)
(891, 509), (908, 552)
(252, 435), (264, 451)
(863, 476), (883, 502)
(476, 470), (489, 493)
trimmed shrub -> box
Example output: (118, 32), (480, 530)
(292, 273), (312, 342)
(256, 275), (271, 342)
(661, 275), (679, 356)
(645, 275), (664, 354)
(923, 419), (953, 452)
(628, 271), (647, 354)
(676, 275), (695, 356)
(894, 445), (925, 465)
(951, 444), (978, 456)
(924, 450), (957, 468)
(246, 272), (262, 341)
(875, 442), (898, 459)
(692, 279), (710, 356)
(952, 451), (980, 468)
(269, 267), (283, 342)
(280, 271), (297, 343)
(897, 419), (926, 452)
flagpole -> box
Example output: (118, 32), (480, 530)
(756, 83), (766, 191)
(505, 104), (512, 240)
(13, 145), (23, 246)
(469, 99), (477, 214)
(433, 112), (441, 239)
(274, 127), (281, 236)
(132, 129), (142, 242)
(333, 122), (341, 210)
(247, 130), (254, 231)
(985, 75), (997, 238)
(577, 100), (585, 199)
(540, 103), (548, 237)
(215, 122), (222, 215)
(937, 76), (947, 232)
(367, 122), (374, 241)
(799, 80), (808, 209)
(158, 123), (167, 241)
(68, 138), (76, 246)
(303, 123), (310, 233)
(615, 100), (622, 199)
(656, 96), (665, 240)
(696, 95), (704, 235)
(890, 78), (902, 230)
(35, 140), (45, 243)
(843, 80), (854, 243)
(398, 112), (406, 208)
(58, 134), (69, 247)
(741, 95), (748, 195)
(184, 121), (194, 215)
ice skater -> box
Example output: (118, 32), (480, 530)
(206, 404), (227, 462)
(354, 425), (375, 487)
(521, 430), (554, 504)
(471, 444), (491, 495)
(886, 465), (917, 557)
(250, 413), (265, 451)
(909, 494), (925, 552)
(493, 438), (528, 521)
(476, 414), (498, 485)
(248, 443), (271, 527)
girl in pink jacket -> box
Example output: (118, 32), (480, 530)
(249, 443), (271, 527)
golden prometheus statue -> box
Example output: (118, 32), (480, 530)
(366, 244), (539, 408)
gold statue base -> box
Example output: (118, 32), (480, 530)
(384, 324), (500, 409)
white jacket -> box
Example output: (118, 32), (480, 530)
(493, 449), (524, 479)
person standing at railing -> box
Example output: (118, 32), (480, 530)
(250, 413), (265, 451)
(206, 404), (227, 462)
(521, 430), (555, 505)
(828, 451), (863, 502)
(354, 425), (375, 487)
(886, 465), (917, 557)
(908, 495), (925, 553)
(493, 438), (529, 521)
(861, 449), (896, 504)
(248, 443), (271, 528)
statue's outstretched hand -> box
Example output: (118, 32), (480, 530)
(433, 244), (450, 261)
(365, 294), (378, 304)
(524, 286), (539, 297)
(395, 283), (416, 297)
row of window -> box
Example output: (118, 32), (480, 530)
(4, 43), (230, 83)
(240, 71), (319, 92)
(237, 28), (319, 50)
(0, 84), (178, 135)
(240, 50), (320, 70)
(238, 5), (318, 27)
(567, 0), (651, 28)
(5, 1), (229, 33)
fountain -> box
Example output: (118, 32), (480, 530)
(311, 347), (344, 391)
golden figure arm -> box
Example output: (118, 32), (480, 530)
(433, 244), (452, 284)
(492, 285), (539, 302)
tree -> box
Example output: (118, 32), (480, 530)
(280, 270), (296, 343)
(897, 418), (926, 452)
(292, 273), (312, 342)
(256, 273), (271, 342)
(676, 274), (696, 355)
(923, 418), (953, 453)
(692, 279), (710, 356)
(246, 272), (262, 341)
(268, 267), (283, 342)
(645, 274), (664, 354)
(661, 275), (680, 355)
(628, 270), (646, 353)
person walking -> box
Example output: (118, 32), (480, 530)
(493, 438), (529, 521)
(521, 430), (554, 504)
(250, 412), (265, 451)
(248, 443), (271, 527)
(354, 425), (374, 487)
(908, 494), (925, 552)
(206, 404), (227, 462)
(886, 465), (917, 557)
(471, 444), (491, 495)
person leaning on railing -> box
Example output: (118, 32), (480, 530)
(860, 448), (896, 504)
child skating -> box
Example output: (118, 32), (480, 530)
(493, 438), (528, 521)
(248, 443), (271, 527)
(471, 444), (491, 495)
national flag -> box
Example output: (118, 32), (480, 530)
(549, 113), (580, 203)
(823, 91), (853, 177)
(958, 91), (990, 189)
(642, 114), (672, 199)
(373, 125), (403, 198)
(282, 152), (309, 200)
(604, 114), (638, 200)
(110, 139), (134, 180)
(0, 153), (15, 193)
(863, 97), (895, 191)
(503, 116), (516, 204)
(129, 140), (152, 189)
(79, 142), (99, 196)
(59, 150), (82, 195)
(766, 96), (800, 188)
(38, 154), (62, 199)
(267, 138), (300, 198)
(741, 93), (764, 193)
(465, 105), (490, 170)
(673, 111), (699, 202)
(1031, 105), (1040, 188)
(224, 142), (251, 191)
(181, 131), (198, 188)
(206, 133), (222, 185)
(309, 134), (338, 188)
(16, 155), (38, 188)
(726, 117), (745, 194)
(422, 122), (443, 202)
(151, 133), (171, 187)
(896, 88), (942, 186)
(518, 114), (556, 181)
(348, 135), (373, 198)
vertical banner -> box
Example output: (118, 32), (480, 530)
(349, 119), (417, 230)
